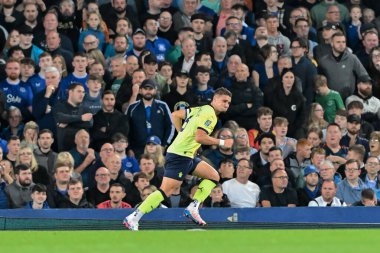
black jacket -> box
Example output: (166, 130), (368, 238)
(222, 79), (263, 129)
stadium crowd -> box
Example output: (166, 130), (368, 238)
(1, 0), (380, 210)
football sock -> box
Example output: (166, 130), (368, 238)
(137, 189), (165, 214)
(190, 179), (217, 209)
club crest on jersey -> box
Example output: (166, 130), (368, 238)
(20, 87), (26, 93)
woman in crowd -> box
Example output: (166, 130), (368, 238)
(252, 44), (279, 91)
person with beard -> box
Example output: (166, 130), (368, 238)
(53, 83), (93, 151)
(97, 183), (132, 208)
(5, 164), (35, 208)
(0, 58), (33, 119)
(34, 129), (57, 177)
(340, 115), (369, 153)
(125, 79), (174, 158)
(57, 0), (81, 52)
(157, 11), (177, 46)
(104, 18), (133, 59)
(0, 0), (24, 32)
(346, 76), (380, 126)
(201, 128), (237, 169)
(99, 0), (140, 36)
(140, 0), (163, 25)
(22, 2), (43, 34)
(126, 29), (147, 59)
(222, 63), (263, 130)
(318, 32), (369, 101)
(264, 68), (306, 138)
(91, 90), (129, 151)
(144, 16), (172, 63)
(46, 162), (71, 208)
(34, 11), (74, 54)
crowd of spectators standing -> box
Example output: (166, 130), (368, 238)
(1, 0), (380, 210)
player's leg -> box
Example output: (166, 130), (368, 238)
(124, 177), (182, 230)
(184, 160), (220, 226)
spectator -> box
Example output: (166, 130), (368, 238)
(144, 17), (172, 62)
(157, 11), (176, 46)
(5, 135), (21, 168)
(308, 179), (346, 206)
(26, 52), (53, 95)
(173, 37), (197, 77)
(252, 44), (279, 91)
(218, 158), (235, 184)
(203, 184), (231, 208)
(111, 133), (139, 180)
(307, 127), (324, 149)
(15, 145), (50, 186)
(5, 164), (34, 208)
(323, 123), (348, 168)
(59, 178), (93, 208)
(266, 14), (290, 56)
(347, 101), (374, 140)
(18, 25), (44, 64)
(272, 117), (297, 158)
(233, 128), (257, 156)
(125, 79), (174, 158)
(297, 165), (321, 206)
(336, 159), (366, 205)
(304, 103), (328, 133)
(260, 168), (298, 207)
(78, 11), (106, 53)
(211, 37), (228, 75)
(97, 183), (132, 208)
(52, 54), (68, 79)
(222, 158), (260, 208)
(25, 184), (49, 209)
(46, 31), (73, 71)
(319, 159), (342, 185)
(191, 13), (212, 53)
(340, 115), (369, 153)
(124, 172), (150, 207)
(250, 133), (276, 183)
(192, 66), (214, 106)
(139, 154), (163, 189)
(143, 136), (165, 176)
(0, 163), (9, 209)
(369, 132), (380, 160)
(46, 162), (71, 208)
(87, 167), (111, 206)
(215, 54), (242, 90)
(53, 83), (93, 151)
(285, 139), (312, 188)
(314, 74), (345, 123)
(355, 30), (379, 70)
(352, 188), (380, 206)
(20, 121), (39, 151)
(248, 107), (273, 150)
(360, 156), (380, 199)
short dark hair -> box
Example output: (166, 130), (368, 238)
(327, 122), (341, 131)
(257, 106), (273, 118)
(271, 168), (286, 178)
(348, 145), (366, 161)
(347, 100), (364, 110)
(237, 158), (253, 169)
(219, 158), (234, 167)
(32, 183), (47, 193)
(345, 159), (360, 170)
(321, 179), (337, 188)
(68, 82), (83, 91)
(214, 87), (232, 97)
(110, 183), (125, 192)
(133, 172), (149, 183)
(361, 188), (375, 200)
(38, 129), (54, 139)
(257, 133), (276, 146)
(7, 46), (23, 58)
(20, 57), (36, 67)
(14, 164), (30, 175)
(8, 135), (20, 143)
(111, 132), (128, 143)
(102, 90), (115, 99)
(269, 146), (283, 155)
(68, 178), (83, 187)
(73, 52), (87, 58)
(139, 153), (155, 163)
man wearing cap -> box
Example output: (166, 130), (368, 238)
(144, 17), (172, 62)
(191, 13), (212, 53)
(125, 79), (174, 158)
(308, 179), (346, 206)
(355, 30), (379, 70)
(162, 70), (196, 112)
(18, 25), (44, 65)
(313, 22), (342, 62)
(340, 115), (369, 152)
(126, 29), (147, 58)
(297, 165), (321, 206)
(318, 32), (369, 100)
(346, 76), (380, 126)
(142, 52), (168, 98)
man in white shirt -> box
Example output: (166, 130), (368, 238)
(309, 179), (346, 207)
(222, 158), (260, 208)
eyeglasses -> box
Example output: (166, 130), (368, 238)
(237, 165), (251, 170)
(226, 22), (241, 27)
(372, 54), (380, 59)
(345, 168), (359, 173)
(273, 176), (289, 180)
(367, 162), (379, 166)
(219, 135), (233, 139)
(235, 134), (247, 139)
(84, 41), (97, 46)
(315, 109), (324, 112)
(370, 139), (380, 143)
(20, 152), (32, 156)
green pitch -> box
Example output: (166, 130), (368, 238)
(0, 229), (378, 253)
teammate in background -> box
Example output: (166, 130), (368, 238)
(124, 88), (233, 230)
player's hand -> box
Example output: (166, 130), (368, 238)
(81, 113), (93, 121)
(223, 139), (234, 148)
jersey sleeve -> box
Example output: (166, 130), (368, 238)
(197, 106), (216, 134)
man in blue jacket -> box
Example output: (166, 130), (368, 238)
(125, 79), (174, 158)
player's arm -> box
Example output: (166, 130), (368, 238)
(195, 128), (233, 148)
(171, 109), (186, 132)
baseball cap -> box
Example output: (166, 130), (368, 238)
(147, 136), (161, 145)
(133, 28), (146, 36)
(140, 79), (157, 89)
(18, 25), (33, 35)
(304, 165), (319, 177)
(357, 75), (372, 84)
(143, 53), (157, 64)
(347, 114), (361, 124)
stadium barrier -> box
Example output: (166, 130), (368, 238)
(0, 207), (380, 230)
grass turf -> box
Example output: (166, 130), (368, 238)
(0, 229), (378, 253)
